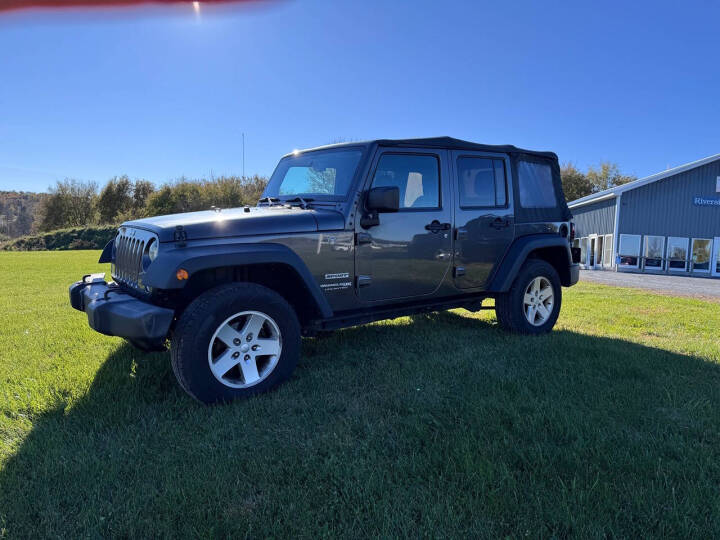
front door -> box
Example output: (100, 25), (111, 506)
(713, 237), (720, 277)
(355, 149), (453, 302)
(451, 151), (514, 289)
(595, 235), (604, 268)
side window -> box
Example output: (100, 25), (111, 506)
(517, 160), (557, 208)
(456, 157), (507, 207)
(371, 154), (440, 209)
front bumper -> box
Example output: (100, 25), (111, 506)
(69, 275), (174, 350)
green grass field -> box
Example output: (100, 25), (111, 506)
(2, 251), (720, 537)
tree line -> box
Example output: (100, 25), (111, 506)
(34, 174), (268, 233)
(560, 161), (636, 202)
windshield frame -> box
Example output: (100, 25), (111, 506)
(263, 145), (368, 203)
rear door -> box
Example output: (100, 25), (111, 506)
(451, 151), (514, 289)
(354, 148), (453, 302)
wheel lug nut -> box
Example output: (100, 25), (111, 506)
(232, 351), (240, 358)
(244, 354), (250, 361)
(246, 334), (253, 341)
(233, 338), (241, 345)
(251, 344), (259, 351)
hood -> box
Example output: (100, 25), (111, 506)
(122, 206), (345, 242)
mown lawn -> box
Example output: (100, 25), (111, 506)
(1, 251), (720, 538)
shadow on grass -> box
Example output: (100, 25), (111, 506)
(3, 311), (720, 537)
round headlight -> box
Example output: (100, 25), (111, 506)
(147, 238), (159, 262)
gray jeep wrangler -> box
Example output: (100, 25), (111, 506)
(70, 137), (579, 403)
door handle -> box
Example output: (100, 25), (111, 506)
(490, 218), (510, 230)
(425, 220), (451, 233)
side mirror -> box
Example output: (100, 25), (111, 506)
(366, 186), (399, 213)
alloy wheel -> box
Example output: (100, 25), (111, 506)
(207, 310), (282, 388)
(523, 276), (554, 326)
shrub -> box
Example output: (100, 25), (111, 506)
(146, 175), (267, 216)
(2, 226), (117, 251)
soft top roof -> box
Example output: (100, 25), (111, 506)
(374, 137), (558, 160)
(292, 136), (557, 161)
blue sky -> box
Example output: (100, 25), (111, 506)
(1, 0), (719, 192)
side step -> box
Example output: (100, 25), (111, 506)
(312, 294), (494, 332)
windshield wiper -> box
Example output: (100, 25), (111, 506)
(284, 196), (314, 209)
(258, 196), (282, 207)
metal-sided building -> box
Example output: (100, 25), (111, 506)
(568, 153), (720, 278)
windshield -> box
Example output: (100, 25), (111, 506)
(264, 148), (363, 200)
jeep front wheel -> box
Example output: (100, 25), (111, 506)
(171, 283), (300, 404)
(495, 259), (562, 334)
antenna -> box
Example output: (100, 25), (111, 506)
(242, 132), (245, 178)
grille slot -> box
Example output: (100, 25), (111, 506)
(112, 228), (155, 289)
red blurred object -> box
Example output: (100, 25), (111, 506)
(0, 0), (254, 12)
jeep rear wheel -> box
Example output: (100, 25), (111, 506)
(171, 283), (300, 404)
(495, 259), (562, 334)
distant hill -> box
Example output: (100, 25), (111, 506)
(0, 191), (46, 241)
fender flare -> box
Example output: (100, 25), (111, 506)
(142, 242), (333, 318)
(487, 234), (574, 292)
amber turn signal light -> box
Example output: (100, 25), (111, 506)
(176, 269), (189, 281)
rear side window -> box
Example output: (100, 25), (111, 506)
(456, 157), (507, 207)
(371, 153), (440, 209)
(517, 160), (556, 208)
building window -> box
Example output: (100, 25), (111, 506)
(579, 237), (588, 266)
(691, 238), (713, 272)
(456, 157), (506, 208)
(517, 160), (556, 208)
(618, 234), (641, 268)
(667, 237), (689, 271)
(643, 235), (665, 270)
(372, 154), (440, 209)
(603, 234), (613, 267)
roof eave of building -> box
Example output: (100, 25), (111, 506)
(567, 152), (720, 208)
(568, 192), (616, 209)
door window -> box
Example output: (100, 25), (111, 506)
(371, 154), (440, 209)
(595, 236), (604, 266)
(643, 236), (665, 269)
(579, 237), (588, 266)
(667, 237), (688, 271)
(603, 234), (613, 267)
(691, 238), (712, 272)
(456, 157), (506, 208)
(618, 234), (641, 268)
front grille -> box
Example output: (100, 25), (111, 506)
(111, 228), (155, 289)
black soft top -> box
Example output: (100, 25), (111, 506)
(292, 136), (557, 161)
(373, 136), (558, 161)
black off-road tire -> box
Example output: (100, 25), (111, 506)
(495, 259), (562, 334)
(171, 283), (301, 404)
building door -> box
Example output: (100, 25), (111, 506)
(355, 149), (453, 301)
(691, 238), (712, 274)
(589, 237), (596, 267)
(595, 235), (604, 268)
(451, 151), (514, 289)
(603, 234), (613, 268)
(713, 238), (720, 277)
